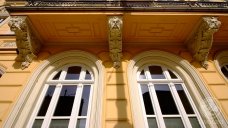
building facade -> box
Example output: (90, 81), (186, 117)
(0, 0), (228, 128)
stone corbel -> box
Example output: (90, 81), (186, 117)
(8, 16), (41, 69)
(108, 16), (123, 69)
(186, 17), (221, 69)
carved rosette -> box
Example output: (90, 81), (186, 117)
(8, 16), (41, 69)
(108, 16), (123, 68)
(187, 17), (221, 69)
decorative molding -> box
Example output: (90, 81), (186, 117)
(108, 16), (123, 68)
(186, 17), (221, 69)
(0, 42), (16, 48)
(8, 16), (41, 69)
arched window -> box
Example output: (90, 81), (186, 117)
(4, 51), (104, 128)
(215, 50), (228, 80)
(138, 65), (204, 128)
(29, 65), (94, 128)
(128, 50), (228, 128)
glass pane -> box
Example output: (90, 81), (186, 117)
(78, 85), (91, 116)
(139, 70), (146, 79)
(189, 117), (201, 128)
(147, 118), (158, 128)
(164, 118), (184, 128)
(65, 66), (81, 80)
(168, 70), (178, 79)
(149, 66), (166, 79)
(50, 119), (69, 128)
(155, 84), (179, 115)
(85, 70), (92, 80)
(32, 119), (43, 128)
(53, 70), (61, 80)
(221, 66), (228, 78)
(38, 86), (56, 116)
(175, 84), (194, 114)
(140, 84), (154, 115)
(76, 119), (86, 128)
(54, 86), (77, 116)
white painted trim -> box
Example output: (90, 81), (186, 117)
(215, 50), (228, 82)
(3, 50), (105, 128)
(127, 50), (228, 128)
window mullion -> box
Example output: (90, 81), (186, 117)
(149, 83), (166, 128)
(80, 68), (86, 80)
(68, 84), (83, 128)
(59, 68), (68, 80)
(145, 67), (151, 80)
(224, 65), (228, 71)
(27, 84), (50, 128)
(41, 84), (62, 128)
(169, 83), (192, 128)
(85, 84), (93, 128)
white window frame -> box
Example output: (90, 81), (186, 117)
(27, 65), (94, 128)
(137, 65), (205, 128)
(127, 50), (228, 128)
(215, 50), (228, 81)
(3, 50), (105, 128)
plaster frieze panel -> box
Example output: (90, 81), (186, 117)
(8, 16), (41, 69)
(186, 17), (221, 69)
(108, 16), (123, 69)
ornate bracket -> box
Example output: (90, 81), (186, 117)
(186, 17), (221, 69)
(108, 16), (123, 69)
(8, 16), (41, 69)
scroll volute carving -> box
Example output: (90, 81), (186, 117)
(186, 17), (221, 69)
(108, 16), (123, 69)
(8, 16), (41, 69)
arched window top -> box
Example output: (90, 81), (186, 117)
(49, 65), (93, 81)
(138, 65), (181, 80)
(215, 50), (228, 80)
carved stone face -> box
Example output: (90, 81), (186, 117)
(8, 17), (26, 31)
(109, 17), (122, 29)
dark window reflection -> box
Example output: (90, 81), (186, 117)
(78, 85), (91, 116)
(155, 84), (179, 115)
(54, 86), (77, 116)
(221, 65), (228, 79)
(53, 70), (62, 80)
(32, 119), (43, 128)
(85, 70), (92, 80)
(147, 118), (158, 128)
(65, 66), (81, 80)
(38, 85), (56, 116)
(76, 119), (86, 128)
(168, 70), (178, 79)
(175, 84), (194, 114)
(141, 84), (154, 115)
(139, 70), (146, 79)
(49, 119), (69, 128)
(149, 66), (166, 79)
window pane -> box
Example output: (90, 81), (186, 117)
(221, 66), (228, 78)
(149, 66), (166, 79)
(76, 119), (86, 128)
(147, 118), (158, 128)
(164, 118), (184, 128)
(65, 66), (81, 80)
(168, 70), (178, 79)
(175, 84), (194, 114)
(189, 117), (201, 128)
(52, 70), (61, 80)
(155, 84), (179, 114)
(54, 86), (77, 116)
(32, 119), (43, 128)
(85, 70), (92, 80)
(50, 119), (69, 128)
(78, 85), (91, 116)
(38, 86), (56, 116)
(141, 84), (154, 115)
(139, 70), (146, 79)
